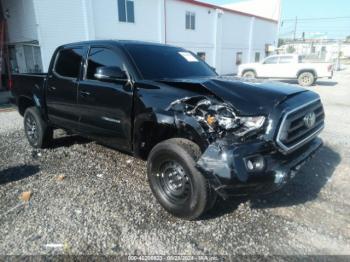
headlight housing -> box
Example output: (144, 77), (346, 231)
(236, 116), (266, 136)
(204, 105), (265, 137)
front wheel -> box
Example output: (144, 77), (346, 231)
(298, 72), (315, 87)
(147, 138), (216, 220)
(24, 107), (53, 148)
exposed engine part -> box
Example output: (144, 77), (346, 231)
(168, 96), (266, 142)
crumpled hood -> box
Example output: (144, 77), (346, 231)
(158, 76), (308, 115)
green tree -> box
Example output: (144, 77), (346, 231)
(278, 38), (285, 47)
(287, 45), (296, 54)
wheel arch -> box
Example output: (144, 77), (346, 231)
(241, 69), (257, 77)
(297, 69), (318, 79)
(133, 112), (209, 160)
(17, 96), (35, 116)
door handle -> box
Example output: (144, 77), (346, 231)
(80, 90), (91, 96)
(48, 86), (56, 91)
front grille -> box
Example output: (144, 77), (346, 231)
(276, 99), (325, 153)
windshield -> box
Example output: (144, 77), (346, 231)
(124, 44), (217, 80)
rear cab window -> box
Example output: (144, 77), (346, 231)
(54, 48), (84, 79)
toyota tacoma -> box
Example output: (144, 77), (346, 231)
(11, 41), (325, 220)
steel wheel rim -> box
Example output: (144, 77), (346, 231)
(244, 72), (254, 79)
(25, 113), (39, 144)
(156, 160), (192, 205)
(301, 74), (312, 85)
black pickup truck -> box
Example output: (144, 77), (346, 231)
(11, 40), (324, 220)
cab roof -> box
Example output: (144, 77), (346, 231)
(60, 40), (176, 49)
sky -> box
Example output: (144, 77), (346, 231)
(201, 0), (350, 39)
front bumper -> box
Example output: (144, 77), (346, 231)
(196, 137), (323, 199)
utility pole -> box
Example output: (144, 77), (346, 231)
(336, 39), (342, 71)
(293, 16), (298, 41)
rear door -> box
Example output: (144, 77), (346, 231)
(77, 45), (134, 151)
(46, 47), (85, 130)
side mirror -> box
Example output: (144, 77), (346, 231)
(94, 66), (128, 82)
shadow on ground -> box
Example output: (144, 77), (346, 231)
(0, 165), (40, 185)
(204, 145), (341, 219)
(250, 146), (340, 209)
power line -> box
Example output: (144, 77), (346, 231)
(284, 20), (350, 25)
(282, 16), (350, 22)
(280, 15), (350, 40)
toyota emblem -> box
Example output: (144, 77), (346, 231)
(303, 112), (316, 129)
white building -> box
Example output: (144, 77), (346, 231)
(2, 0), (278, 75)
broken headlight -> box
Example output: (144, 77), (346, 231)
(207, 112), (265, 136)
(204, 104), (265, 137)
(205, 104), (265, 136)
(169, 97), (266, 138)
(236, 116), (266, 136)
(207, 104), (238, 130)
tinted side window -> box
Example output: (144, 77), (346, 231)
(55, 48), (83, 78)
(263, 57), (278, 64)
(86, 47), (123, 80)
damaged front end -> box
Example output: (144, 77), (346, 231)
(167, 96), (323, 199)
(168, 96), (267, 144)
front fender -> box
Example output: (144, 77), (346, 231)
(133, 108), (211, 159)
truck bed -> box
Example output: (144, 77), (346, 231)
(12, 73), (47, 102)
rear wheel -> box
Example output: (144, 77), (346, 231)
(242, 70), (256, 79)
(24, 107), (53, 148)
(298, 72), (315, 87)
(147, 138), (216, 220)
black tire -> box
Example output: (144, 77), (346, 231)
(24, 107), (53, 148)
(242, 70), (256, 79)
(298, 72), (315, 87)
(147, 138), (216, 220)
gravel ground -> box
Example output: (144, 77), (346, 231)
(0, 68), (350, 256)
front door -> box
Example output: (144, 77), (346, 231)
(46, 47), (85, 130)
(77, 46), (134, 151)
(258, 56), (280, 78)
(276, 55), (295, 78)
